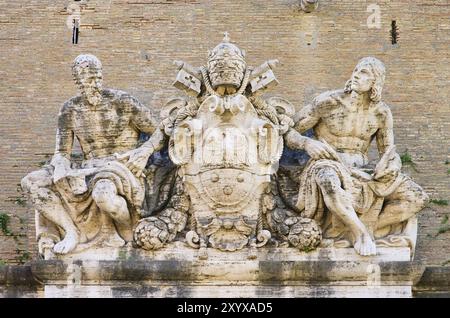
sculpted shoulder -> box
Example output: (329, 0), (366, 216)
(374, 102), (393, 125)
(104, 88), (135, 100)
(312, 89), (348, 114)
(101, 88), (124, 99)
(59, 96), (82, 116)
(376, 102), (392, 118)
(101, 88), (129, 104)
(103, 88), (144, 111)
(375, 102), (391, 116)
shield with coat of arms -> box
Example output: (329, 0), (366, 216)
(198, 169), (255, 210)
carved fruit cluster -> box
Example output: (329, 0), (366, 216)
(134, 177), (189, 250)
(134, 208), (188, 250)
(287, 217), (322, 252)
(264, 179), (322, 251)
(134, 216), (170, 250)
(270, 208), (322, 251)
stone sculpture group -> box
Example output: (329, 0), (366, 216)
(22, 33), (428, 260)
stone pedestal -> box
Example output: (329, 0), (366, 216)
(30, 243), (424, 298)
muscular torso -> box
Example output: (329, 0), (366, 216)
(73, 102), (139, 159)
(314, 96), (381, 155)
(292, 90), (393, 168)
(57, 89), (158, 160)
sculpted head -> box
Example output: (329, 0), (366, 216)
(207, 32), (246, 90)
(345, 57), (386, 102)
(72, 54), (103, 105)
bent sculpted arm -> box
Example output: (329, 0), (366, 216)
(375, 105), (395, 156)
(52, 102), (75, 183)
(116, 96), (168, 177)
(373, 105), (401, 181)
(292, 102), (321, 134)
(128, 95), (167, 151)
(285, 98), (337, 160)
(285, 102), (321, 150)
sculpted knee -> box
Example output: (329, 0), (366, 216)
(21, 171), (55, 205)
(21, 175), (32, 193)
(401, 182), (430, 213)
(21, 170), (52, 194)
(413, 189), (429, 211)
(92, 179), (118, 211)
(315, 168), (341, 195)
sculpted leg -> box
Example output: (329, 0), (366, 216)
(376, 179), (429, 230)
(39, 191), (80, 255)
(315, 168), (376, 256)
(22, 172), (79, 254)
(92, 179), (132, 245)
(92, 179), (130, 224)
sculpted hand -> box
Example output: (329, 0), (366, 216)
(51, 155), (72, 184)
(373, 147), (401, 182)
(304, 139), (339, 161)
(115, 146), (153, 178)
(373, 153), (401, 182)
(278, 114), (295, 135)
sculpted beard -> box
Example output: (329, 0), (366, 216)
(83, 81), (102, 106)
(77, 70), (103, 106)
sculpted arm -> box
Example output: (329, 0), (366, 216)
(51, 103), (74, 182)
(373, 106), (401, 181)
(375, 106), (395, 155)
(284, 129), (309, 151)
(129, 96), (167, 153)
(284, 103), (320, 149)
(118, 96), (168, 176)
(285, 101), (336, 160)
(292, 102), (321, 134)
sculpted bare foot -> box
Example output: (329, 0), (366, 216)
(353, 232), (377, 256)
(104, 232), (126, 247)
(38, 237), (56, 257)
(53, 232), (79, 254)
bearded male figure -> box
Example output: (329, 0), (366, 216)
(22, 54), (165, 257)
(285, 57), (429, 256)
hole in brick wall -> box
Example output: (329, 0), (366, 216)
(72, 19), (79, 45)
(391, 20), (399, 45)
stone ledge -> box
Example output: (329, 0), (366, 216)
(31, 257), (424, 298)
(0, 265), (42, 298)
(30, 259), (425, 284)
(413, 266), (450, 297)
(416, 266), (450, 287)
(31, 245), (421, 283)
(42, 284), (415, 298)
(27, 246), (426, 297)
(6, 248), (449, 297)
(44, 243), (414, 262)
(0, 265), (39, 286)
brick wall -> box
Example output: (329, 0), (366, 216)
(0, 0), (448, 265)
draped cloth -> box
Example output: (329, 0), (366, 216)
(40, 157), (145, 244)
(295, 158), (407, 238)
